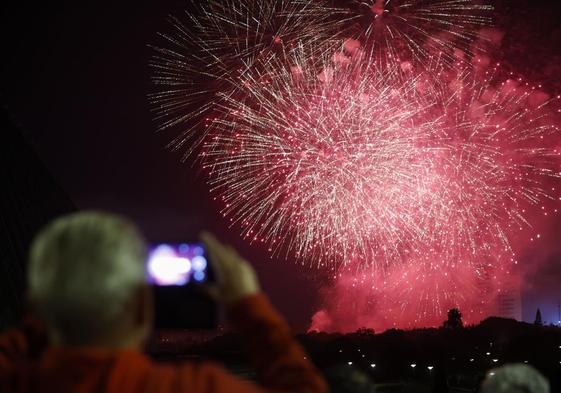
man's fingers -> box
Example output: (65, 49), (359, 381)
(200, 232), (225, 262)
(200, 231), (238, 267)
(201, 231), (230, 257)
(200, 231), (220, 252)
(200, 231), (231, 283)
(199, 231), (261, 304)
(226, 245), (238, 255)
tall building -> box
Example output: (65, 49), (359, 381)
(496, 285), (522, 321)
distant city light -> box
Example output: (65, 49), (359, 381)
(492, 359), (499, 363)
(410, 364), (417, 368)
(470, 358), (475, 362)
(486, 352), (491, 356)
(370, 363), (376, 368)
(348, 361), (353, 365)
(427, 366), (434, 371)
(489, 372), (496, 377)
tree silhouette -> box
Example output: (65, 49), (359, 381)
(356, 327), (375, 336)
(442, 308), (463, 329)
(534, 308), (543, 326)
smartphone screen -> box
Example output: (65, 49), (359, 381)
(147, 243), (210, 286)
(148, 242), (217, 329)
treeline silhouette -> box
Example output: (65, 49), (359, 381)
(149, 317), (561, 392)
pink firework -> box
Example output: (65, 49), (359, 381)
(347, 0), (494, 67)
(149, 0), (350, 157)
(203, 54), (561, 272)
(149, 1), (561, 329)
(204, 59), (444, 268)
(148, 0), (494, 158)
(310, 253), (516, 332)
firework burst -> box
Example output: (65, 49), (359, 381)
(149, 0), (561, 329)
(347, 0), (494, 67)
(204, 60), (441, 267)
(203, 54), (561, 270)
(311, 252), (516, 331)
(149, 0), (350, 157)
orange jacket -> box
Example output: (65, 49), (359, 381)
(0, 294), (327, 393)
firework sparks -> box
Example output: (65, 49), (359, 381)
(203, 55), (561, 272)
(149, 0), (561, 329)
(310, 253), (516, 331)
(149, 0), (350, 157)
(348, 0), (494, 67)
(204, 60), (443, 267)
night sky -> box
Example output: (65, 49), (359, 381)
(1, 1), (560, 331)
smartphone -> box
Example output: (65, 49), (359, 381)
(147, 243), (211, 286)
(147, 243), (217, 329)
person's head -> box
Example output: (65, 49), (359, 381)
(480, 364), (549, 393)
(28, 211), (151, 349)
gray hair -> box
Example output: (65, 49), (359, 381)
(481, 364), (549, 393)
(28, 211), (147, 344)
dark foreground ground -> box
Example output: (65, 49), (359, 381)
(148, 317), (561, 393)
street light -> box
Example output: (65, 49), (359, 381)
(370, 363), (376, 368)
(410, 364), (417, 368)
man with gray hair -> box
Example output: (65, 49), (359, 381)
(480, 364), (550, 393)
(0, 211), (327, 393)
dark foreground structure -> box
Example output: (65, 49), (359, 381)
(149, 317), (561, 393)
(0, 106), (75, 329)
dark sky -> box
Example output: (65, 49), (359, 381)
(1, 1), (560, 330)
(0, 1), (322, 331)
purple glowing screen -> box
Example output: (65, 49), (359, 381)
(146, 243), (208, 286)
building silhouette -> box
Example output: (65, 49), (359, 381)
(496, 285), (522, 321)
